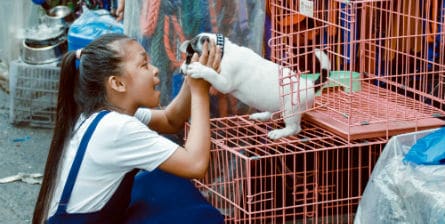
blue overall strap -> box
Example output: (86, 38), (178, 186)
(55, 110), (110, 214)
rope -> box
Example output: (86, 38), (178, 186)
(150, 10), (171, 104)
(163, 15), (186, 68)
(140, 0), (161, 37)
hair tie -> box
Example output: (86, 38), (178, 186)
(76, 49), (83, 59)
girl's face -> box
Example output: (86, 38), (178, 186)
(121, 40), (161, 108)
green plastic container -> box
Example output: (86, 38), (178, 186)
(302, 70), (361, 94)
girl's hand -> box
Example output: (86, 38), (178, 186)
(186, 53), (210, 94)
(199, 40), (222, 72)
(186, 40), (222, 93)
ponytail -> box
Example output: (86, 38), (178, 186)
(32, 51), (79, 224)
(33, 33), (130, 223)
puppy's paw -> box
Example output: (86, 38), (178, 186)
(249, 112), (272, 121)
(186, 62), (217, 80)
(267, 127), (301, 140)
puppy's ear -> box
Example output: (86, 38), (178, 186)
(179, 40), (191, 53)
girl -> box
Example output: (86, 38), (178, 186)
(33, 33), (223, 223)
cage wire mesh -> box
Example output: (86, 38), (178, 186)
(187, 0), (445, 223)
(188, 116), (385, 223)
(9, 60), (59, 128)
(269, 0), (445, 141)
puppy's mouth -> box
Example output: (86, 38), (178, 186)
(185, 44), (196, 65)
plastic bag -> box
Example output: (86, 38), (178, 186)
(0, 0), (41, 64)
(355, 128), (445, 224)
(68, 7), (123, 50)
(404, 127), (445, 165)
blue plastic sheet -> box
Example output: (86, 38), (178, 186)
(68, 7), (123, 51)
(404, 127), (445, 165)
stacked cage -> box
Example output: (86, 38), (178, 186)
(189, 0), (445, 223)
(270, 0), (445, 141)
(9, 60), (59, 128)
(189, 117), (385, 223)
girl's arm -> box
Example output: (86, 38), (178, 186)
(148, 41), (221, 134)
(155, 41), (220, 179)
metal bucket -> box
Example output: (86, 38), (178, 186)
(20, 39), (67, 64)
(44, 5), (75, 28)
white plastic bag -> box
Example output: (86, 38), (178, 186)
(355, 128), (445, 224)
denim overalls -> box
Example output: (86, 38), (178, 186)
(48, 110), (224, 223)
(47, 111), (137, 223)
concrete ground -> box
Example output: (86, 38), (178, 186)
(0, 88), (52, 223)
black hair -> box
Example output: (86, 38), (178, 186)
(32, 33), (131, 224)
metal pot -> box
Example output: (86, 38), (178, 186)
(20, 38), (67, 65)
(24, 25), (66, 48)
(44, 5), (75, 28)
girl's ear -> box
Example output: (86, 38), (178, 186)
(108, 76), (126, 93)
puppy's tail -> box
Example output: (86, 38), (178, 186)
(313, 49), (331, 94)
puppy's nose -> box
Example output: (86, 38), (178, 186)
(200, 36), (210, 44)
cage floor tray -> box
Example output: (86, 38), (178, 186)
(305, 82), (445, 140)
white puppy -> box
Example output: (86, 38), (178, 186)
(180, 33), (331, 139)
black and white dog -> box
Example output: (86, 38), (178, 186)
(180, 33), (331, 139)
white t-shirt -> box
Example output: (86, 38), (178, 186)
(48, 108), (178, 216)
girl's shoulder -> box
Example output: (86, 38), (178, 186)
(101, 111), (149, 131)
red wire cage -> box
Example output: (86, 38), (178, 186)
(188, 117), (385, 223)
(187, 0), (445, 223)
(269, 0), (445, 142)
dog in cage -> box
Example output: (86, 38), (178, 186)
(180, 33), (331, 139)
